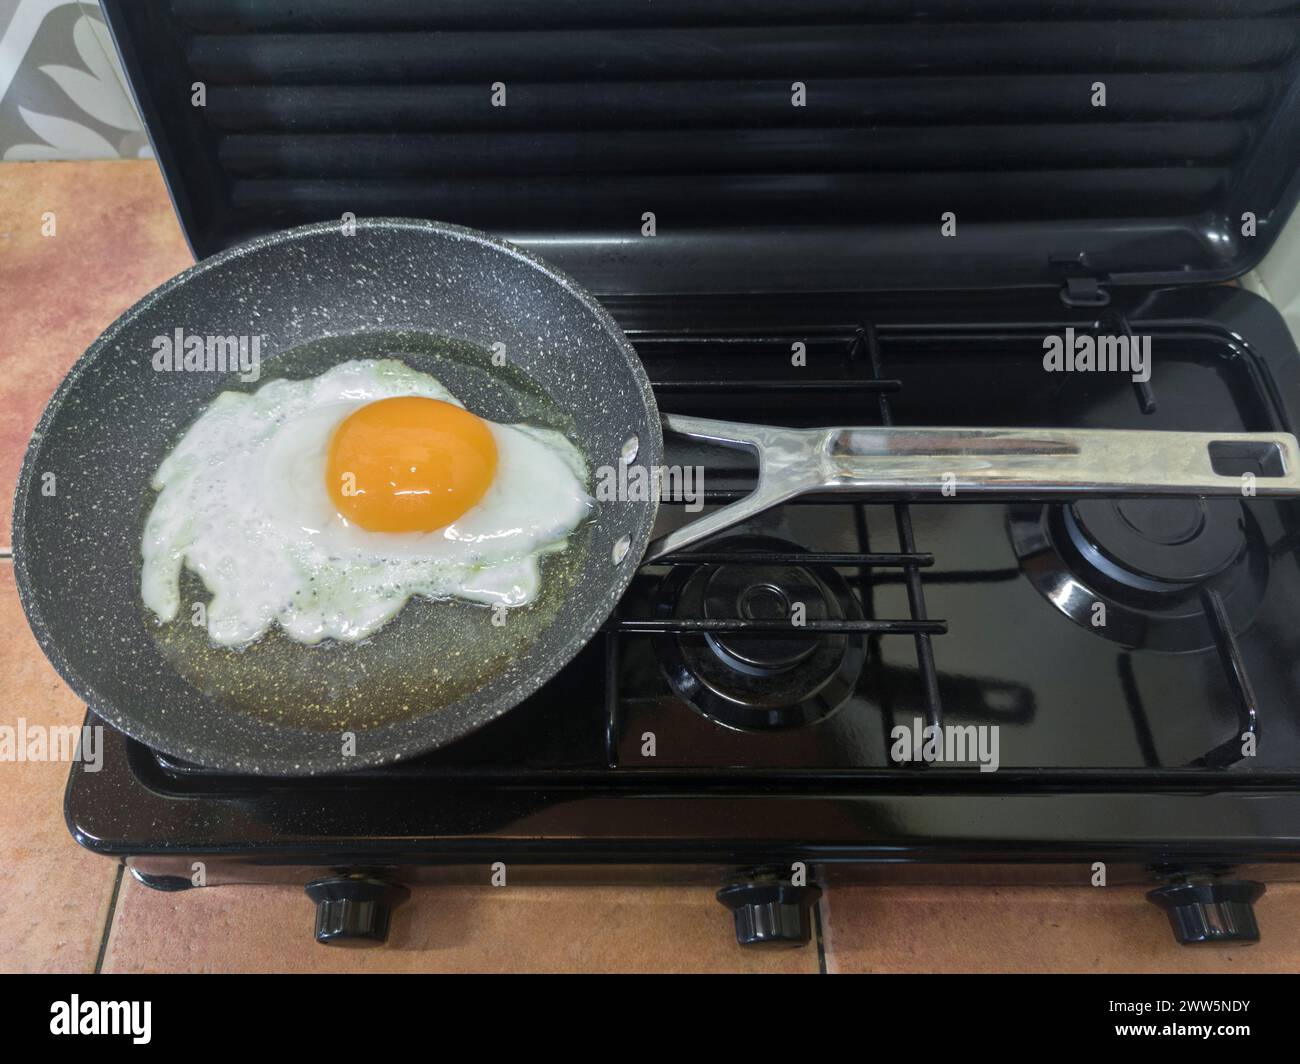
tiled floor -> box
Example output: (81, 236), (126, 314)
(821, 883), (1300, 974)
(0, 565), (118, 973)
(103, 878), (819, 974)
(2, 160), (1299, 973)
(0, 160), (194, 550)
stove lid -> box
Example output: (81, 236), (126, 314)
(102, 1), (1300, 298)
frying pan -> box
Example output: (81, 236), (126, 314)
(13, 219), (1300, 775)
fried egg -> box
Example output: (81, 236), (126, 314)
(141, 359), (592, 646)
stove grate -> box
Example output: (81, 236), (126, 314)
(603, 317), (1269, 771)
(602, 322), (950, 765)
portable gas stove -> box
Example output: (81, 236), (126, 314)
(74, 2), (1300, 948)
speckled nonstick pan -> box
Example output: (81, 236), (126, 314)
(12, 219), (662, 775)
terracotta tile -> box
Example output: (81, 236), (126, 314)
(103, 876), (822, 973)
(0, 563), (120, 972)
(0, 160), (192, 550)
(821, 882), (1300, 973)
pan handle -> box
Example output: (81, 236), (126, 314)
(641, 414), (1300, 563)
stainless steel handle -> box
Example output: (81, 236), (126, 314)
(643, 415), (1300, 563)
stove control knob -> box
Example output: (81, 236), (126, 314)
(1147, 879), (1265, 945)
(717, 881), (822, 949)
(305, 876), (409, 947)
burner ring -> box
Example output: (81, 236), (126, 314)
(1008, 500), (1267, 652)
(652, 536), (865, 730)
(1065, 498), (1245, 592)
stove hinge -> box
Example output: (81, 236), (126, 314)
(1052, 255), (1111, 308)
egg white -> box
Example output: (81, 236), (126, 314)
(141, 359), (592, 646)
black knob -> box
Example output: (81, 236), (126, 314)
(1146, 879), (1265, 946)
(305, 876), (409, 947)
(717, 881), (822, 949)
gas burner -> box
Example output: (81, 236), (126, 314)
(1008, 499), (1268, 652)
(1063, 498), (1245, 593)
(652, 536), (865, 730)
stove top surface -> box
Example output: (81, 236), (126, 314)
(66, 283), (1300, 863)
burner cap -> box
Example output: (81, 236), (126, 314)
(1066, 498), (1245, 591)
(703, 564), (827, 674)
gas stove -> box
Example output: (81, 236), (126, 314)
(66, 283), (1300, 948)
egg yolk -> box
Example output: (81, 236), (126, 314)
(326, 397), (498, 532)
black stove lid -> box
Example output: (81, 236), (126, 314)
(102, 0), (1300, 297)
